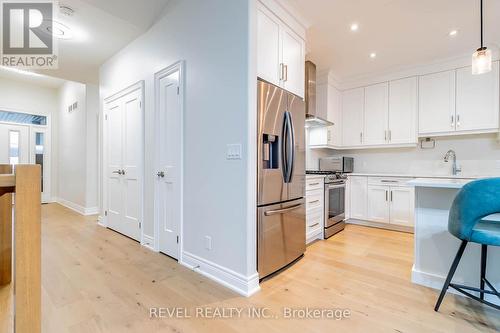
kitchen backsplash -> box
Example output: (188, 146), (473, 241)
(307, 132), (500, 177)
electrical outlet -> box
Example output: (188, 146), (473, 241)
(226, 144), (242, 160)
(205, 236), (212, 250)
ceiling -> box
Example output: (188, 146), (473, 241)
(288, 0), (500, 82)
(31, 0), (171, 83)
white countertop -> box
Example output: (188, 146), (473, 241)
(406, 178), (473, 189)
(347, 172), (490, 180)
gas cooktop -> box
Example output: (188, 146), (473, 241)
(306, 170), (335, 175)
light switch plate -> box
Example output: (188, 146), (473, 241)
(205, 236), (212, 250)
(226, 144), (242, 160)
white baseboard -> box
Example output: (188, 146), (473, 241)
(142, 235), (156, 252)
(180, 251), (260, 297)
(347, 219), (414, 233)
(55, 197), (99, 216)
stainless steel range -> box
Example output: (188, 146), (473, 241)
(324, 173), (347, 238)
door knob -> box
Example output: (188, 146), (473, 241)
(157, 171), (165, 178)
(121, 169), (126, 176)
(113, 170), (121, 175)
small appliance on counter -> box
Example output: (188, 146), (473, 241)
(319, 157), (354, 238)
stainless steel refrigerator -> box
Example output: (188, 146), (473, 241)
(257, 79), (306, 279)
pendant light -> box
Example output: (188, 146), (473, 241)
(472, 0), (492, 75)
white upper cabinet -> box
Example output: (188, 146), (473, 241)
(419, 70), (456, 136)
(364, 83), (389, 145)
(281, 26), (305, 98)
(257, 6), (281, 86)
(388, 77), (417, 144)
(456, 62), (500, 133)
(342, 88), (364, 146)
(257, 3), (305, 98)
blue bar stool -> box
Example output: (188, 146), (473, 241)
(435, 178), (500, 312)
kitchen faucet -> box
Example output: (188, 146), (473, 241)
(444, 150), (462, 176)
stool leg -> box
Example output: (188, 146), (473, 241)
(480, 245), (487, 300)
(435, 240), (468, 312)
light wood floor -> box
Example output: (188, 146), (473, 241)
(2, 203), (499, 332)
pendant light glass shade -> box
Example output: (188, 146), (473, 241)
(472, 47), (492, 75)
(472, 0), (491, 75)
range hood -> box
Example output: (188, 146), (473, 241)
(305, 61), (334, 128)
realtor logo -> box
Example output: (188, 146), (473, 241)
(1, 1), (58, 68)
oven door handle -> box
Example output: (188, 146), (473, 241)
(264, 203), (303, 216)
(326, 184), (346, 190)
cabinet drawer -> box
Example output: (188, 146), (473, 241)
(306, 192), (323, 211)
(306, 210), (323, 229)
(306, 178), (324, 191)
(368, 177), (413, 187)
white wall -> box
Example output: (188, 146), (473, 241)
(57, 81), (88, 207)
(99, 0), (257, 294)
(0, 77), (59, 197)
(85, 84), (99, 210)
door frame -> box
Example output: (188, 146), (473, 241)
(102, 81), (145, 243)
(0, 107), (52, 203)
(153, 60), (185, 258)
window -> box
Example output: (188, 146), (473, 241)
(0, 110), (47, 125)
(35, 132), (45, 191)
(9, 130), (20, 165)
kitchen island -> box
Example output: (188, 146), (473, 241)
(408, 178), (500, 306)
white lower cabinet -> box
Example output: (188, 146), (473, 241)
(305, 176), (325, 244)
(349, 176), (367, 220)
(389, 186), (415, 226)
(367, 185), (390, 223)
(348, 176), (415, 230)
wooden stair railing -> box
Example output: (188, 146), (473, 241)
(0, 165), (41, 333)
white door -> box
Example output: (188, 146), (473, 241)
(0, 123), (30, 165)
(418, 70), (456, 135)
(156, 66), (182, 259)
(105, 87), (143, 241)
(281, 25), (305, 98)
(349, 176), (367, 220)
(456, 62), (500, 132)
(388, 77), (418, 144)
(257, 5), (281, 86)
(367, 185), (390, 223)
(364, 83), (389, 145)
(342, 88), (365, 146)
(389, 187), (414, 226)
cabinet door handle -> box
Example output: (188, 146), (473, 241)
(279, 63), (284, 81)
(389, 130), (392, 141)
(309, 182), (320, 186)
(385, 130), (387, 141)
(309, 200), (320, 204)
(309, 223), (320, 228)
(360, 132), (363, 143)
(385, 190), (388, 201)
(451, 115), (455, 128)
(390, 191), (393, 202)
(284, 64), (288, 82)
(457, 114), (461, 127)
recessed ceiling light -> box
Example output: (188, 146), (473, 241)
(350, 23), (359, 32)
(370, 52), (377, 59)
(449, 30), (458, 37)
(46, 21), (73, 40)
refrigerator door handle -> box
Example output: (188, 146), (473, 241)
(287, 111), (295, 183)
(264, 203), (304, 216)
(281, 113), (289, 182)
